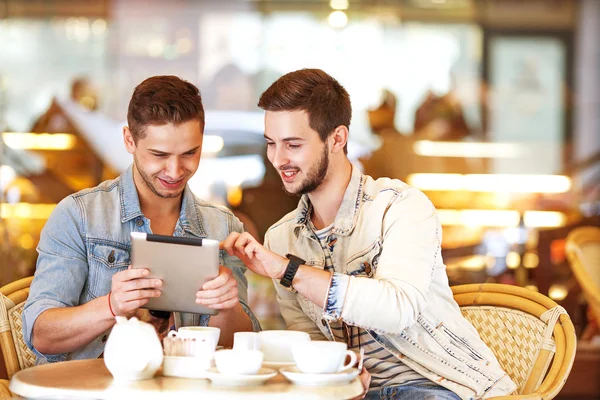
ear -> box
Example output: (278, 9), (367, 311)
(123, 126), (136, 155)
(329, 125), (348, 154)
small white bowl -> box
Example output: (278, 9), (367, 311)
(214, 349), (263, 375)
(162, 355), (213, 379)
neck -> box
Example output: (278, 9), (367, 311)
(132, 165), (182, 218)
(308, 158), (352, 230)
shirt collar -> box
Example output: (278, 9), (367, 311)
(118, 165), (206, 237)
(294, 164), (364, 237)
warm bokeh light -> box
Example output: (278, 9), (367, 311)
(436, 210), (566, 228)
(458, 255), (486, 271)
(523, 211), (567, 228)
(328, 11), (348, 28)
(506, 251), (521, 269)
(202, 135), (225, 154)
(0, 203), (56, 219)
(548, 284), (568, 301)
(330, 0), (349, 10)
(2, 133), (77, 150)
(227, 185), (243, 207)
(414, 141), (525, 158)
(19, 234), (35, 249)
(408, 173), (571, 193)
(522, 252), (540, 269)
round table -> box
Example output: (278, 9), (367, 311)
(9, 359), (363, 399)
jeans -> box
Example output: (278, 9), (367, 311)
(364, 383), (461, 400)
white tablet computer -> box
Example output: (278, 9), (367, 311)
(130, 232), (220, 315)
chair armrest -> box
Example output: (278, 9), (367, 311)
(0, 379), (13, 400)
(488, 394), (543, 400)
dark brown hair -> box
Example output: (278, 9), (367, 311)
(127, 75), (205, 142)
(258, 69), (351, 154)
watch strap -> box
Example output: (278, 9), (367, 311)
(280, 254), (305, 288)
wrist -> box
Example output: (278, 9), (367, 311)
(275, 257), (288, 280)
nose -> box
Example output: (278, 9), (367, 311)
(270, 145), (289, 170)
(165, 157), (184, 179)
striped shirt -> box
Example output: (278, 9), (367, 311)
(311, 222), (428, 388)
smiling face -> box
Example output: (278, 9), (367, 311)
(264, 110), (331, 196)
(124, 119), (203, 199)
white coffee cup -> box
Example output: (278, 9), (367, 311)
(233, 332), (258, 351)
(257, 330), (310, 363)
(214, 349), (263, 375)
(292, 341), (357, 374)
(168, 326), (220, 351)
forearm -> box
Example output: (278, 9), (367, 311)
(32, 294), (115, 355)
(208, 302), (253, 347)
(290, 265), (332, 310)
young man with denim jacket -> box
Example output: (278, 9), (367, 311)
(23, 76), (260, 364)
(222, 69), (516, 400)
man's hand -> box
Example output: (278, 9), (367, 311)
(221, 232), (288, 279)
(110, 266), (162, 317)
(354, 367), (372, 399)
(196, 265), (239, 310)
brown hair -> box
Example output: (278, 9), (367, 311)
(258, 69), (351, 154)
(127, 75), (205, 143)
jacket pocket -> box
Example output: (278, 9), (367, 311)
(439, 325), (487, 363)
(345, 239), (381, 277)
(87, 239), (130, 298)
(418, 315), (494, 380)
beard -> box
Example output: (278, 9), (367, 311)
(283, 144), (329, 196)
(134, 156), (184, 199)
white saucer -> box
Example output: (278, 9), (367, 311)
(280, 366), (360, 386)
(262, 360), (296, 369)
(205, 367), (278, 386)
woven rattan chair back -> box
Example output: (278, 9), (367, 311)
(0, 276), (35, 379)
(566, 226), (600, 325)
(453, 283), (576, 399)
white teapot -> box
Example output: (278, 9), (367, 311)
(103, 316), (163, 381)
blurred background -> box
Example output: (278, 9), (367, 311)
(0, 0), (598, 396)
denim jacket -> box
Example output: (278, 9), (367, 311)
(265, 165), (517, 400)
(23, 165), (260, 364)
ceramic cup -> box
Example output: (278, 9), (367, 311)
(168, 326), (220, 351)
(257, 330), (310, 363)
(233, 332), (258, 351)
(214, 349), (264, 375)
(292, 341), (357, 374)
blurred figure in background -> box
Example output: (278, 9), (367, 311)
(362, 90), (416, 182)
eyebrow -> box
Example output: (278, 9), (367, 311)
(148, 145), (201, 155)
(263, 135), (306, 142)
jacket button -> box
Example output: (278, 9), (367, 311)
(364, 262), (372, 275)
(101, 335), (108, 343)
(136, 218), (144, 227)
(107, 250), (115, 264)
(321, 318), (327, 326)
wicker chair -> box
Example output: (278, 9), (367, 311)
(0, 276), (35, 398)
(566, 226), (600, 337)
(452, 283), (576, 400)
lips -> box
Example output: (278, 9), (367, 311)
(280, 170), (299, 183)
(158, 177), (184, 189)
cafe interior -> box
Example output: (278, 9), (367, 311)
(0, 0), (599, 398)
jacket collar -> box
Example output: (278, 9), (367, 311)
(294, 164), (364, 237)
(118, 165), (206, 237)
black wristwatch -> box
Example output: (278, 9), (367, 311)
(280, 254), (305, 288)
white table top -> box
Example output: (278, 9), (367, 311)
(9, 359), (363, 399)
